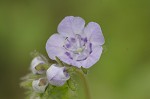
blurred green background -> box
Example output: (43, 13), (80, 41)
(0, 0), (150, 99)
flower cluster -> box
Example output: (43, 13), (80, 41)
(20, 16), (104, 99)
(30, 55), (70, 93)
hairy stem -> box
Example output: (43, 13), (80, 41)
(76, 70), (91, 99)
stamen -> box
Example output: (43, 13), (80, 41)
(76, 48), (83, 53)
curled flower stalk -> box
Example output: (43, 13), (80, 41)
(20, 16), (105, 99)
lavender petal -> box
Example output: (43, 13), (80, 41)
(82, 46), (103, 68)
(57, 16), (85, 37)
(84, 22), (105, 46)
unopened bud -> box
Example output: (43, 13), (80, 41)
(31, 56), (48, 74)
(32, 78), (48, 93)
(46, 64), (70, 86)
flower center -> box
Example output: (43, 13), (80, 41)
(76, 48), (83, 53)
(63, 34), (92, 61)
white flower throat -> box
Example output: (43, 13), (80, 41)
(63, 34), (92, 61)
(64, 35), (86, 53)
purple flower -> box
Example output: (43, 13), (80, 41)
(46, 64), (70, 86)
(46, 16), (105, 68)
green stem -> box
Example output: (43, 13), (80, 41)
(76, 70), (91, 99)
(55, 56), (63, 66)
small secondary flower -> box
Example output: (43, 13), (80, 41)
(46, 64), (70, 86)
(46, 16), (105, 68)
(32, 78), (48, 93)
(30, 56), (47, 74)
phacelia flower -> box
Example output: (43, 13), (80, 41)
(46, 16), (105, 68)
(32, 78), (48, 93)
(31, 56), (47, 74)
(46, 64), (70, 86)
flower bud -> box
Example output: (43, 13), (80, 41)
(31, 56), (48, 74)
(46, 64), (70, 86)
(32, 78), (48, 93)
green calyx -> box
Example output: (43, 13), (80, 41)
(35, 64), (49, 71)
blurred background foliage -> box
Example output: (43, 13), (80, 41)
(0, 0), (150, 99)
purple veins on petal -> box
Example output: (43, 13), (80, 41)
(83, 37), (87, 43)
(76, 56), (87, 61)
(81, 37), (87, 43)
(70, 38), (76, 43)
(65, 43), (71, 48)
(89, 43), (92, 54)
(65, 52), (73, 60)
(82, 46), (103, 68)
